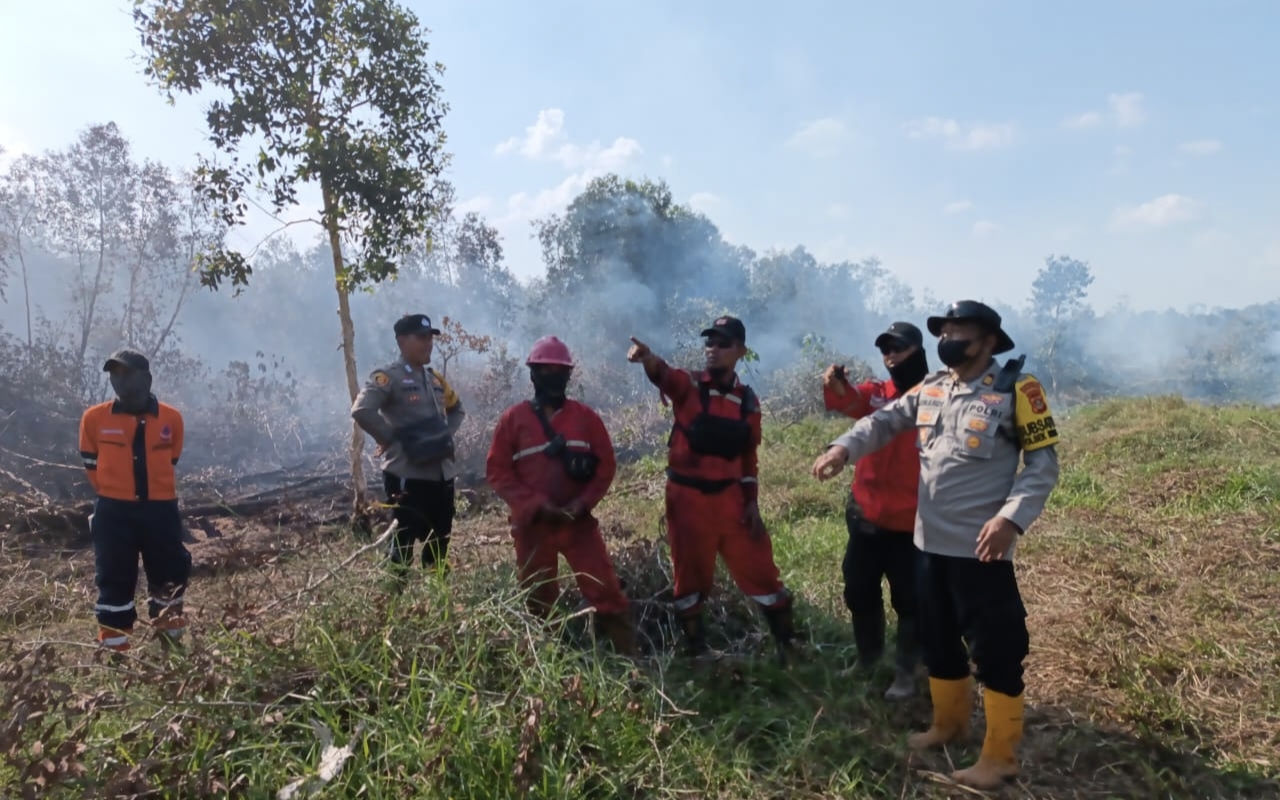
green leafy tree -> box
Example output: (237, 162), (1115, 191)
(133, 0), (452, 502)
(1028, 254), (1096, 392)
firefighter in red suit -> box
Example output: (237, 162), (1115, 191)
(627, 316), (796, 661)
(486, 336), (637, 656)
(823, 321), (931, 699)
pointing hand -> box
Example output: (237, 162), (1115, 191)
(627, 337), (651, 363)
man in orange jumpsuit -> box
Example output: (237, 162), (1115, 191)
(627, 316), (795, 660)
(486, 336), (636, 656)
(823, 321), (929, 699)
(79, 348), (190, 652)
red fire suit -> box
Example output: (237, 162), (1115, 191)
(485, 399), (628, 616)
(823, 378), (920, 532)
(648, 361), (789, 617)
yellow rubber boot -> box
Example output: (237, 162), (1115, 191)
(907, 676), (973, 749)
(952, 689), (1023, 789)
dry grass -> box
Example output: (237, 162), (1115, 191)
(0, 395), (1278, 798)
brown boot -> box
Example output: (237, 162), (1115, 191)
(907, 676), (973, 749)
(952, 689), (1023, 789)
(596, 613), (638, 657)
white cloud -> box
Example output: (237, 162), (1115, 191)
(486, 110), (647, 274)
(495, 109), (566, 158)
(495, 108), (641, 172)
(660, 155), (674, 170)
(687, 192), (723, 214)
(455, 195), (494, 215)
(971, 220), (1000, 238)
(943, 199), (973, 215)
(1108, 92), (1146, 128)
(1110, 194), (1202, 230)
(785, 118), (850, 158)
(826, 203), (854, 220)
(1062, 111), (1103, 129)
(1179, 139), (1222, 156)
(1064, 93), (1147, 131)
(906, 117), (1015, 151)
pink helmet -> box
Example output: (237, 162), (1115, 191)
(526, 335), (574, 366)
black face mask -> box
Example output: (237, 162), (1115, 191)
(937, 339), (975, 369)
(531, 369), (570, 409)
(110, 370), (153, 414)
(888, 349), (929, 394)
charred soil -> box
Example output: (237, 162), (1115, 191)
(1, 396), (1278, 798)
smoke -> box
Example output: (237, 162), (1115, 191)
(2, 125), (1278, 501)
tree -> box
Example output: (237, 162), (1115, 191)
(133, 0), (453, 505)
(0, 149), (45, 348)
(1028, 254), (1095, 392)
(42, 124), (136, 398)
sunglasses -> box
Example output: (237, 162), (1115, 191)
(704, 336), (736, 349)
(879, 343), (909, 356)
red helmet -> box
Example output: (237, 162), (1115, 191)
(526, 335), (574, 367)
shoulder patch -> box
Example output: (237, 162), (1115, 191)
(1015, 375), (1048, 415)
(371, 370), (390, 387)
(1013, 375), (1058, 451)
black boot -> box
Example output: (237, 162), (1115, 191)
(762, 604), (798, 664)
(885, 615), (921, 700)
(677, 612), (708, 658)
(852, 610), (885, 671)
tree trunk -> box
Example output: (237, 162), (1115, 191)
(322, 180), (366, 510)
(17, 221), (33, 351)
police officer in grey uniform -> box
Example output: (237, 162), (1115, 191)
(352, 314), (466, 572)
(811, 300), (1060, 791)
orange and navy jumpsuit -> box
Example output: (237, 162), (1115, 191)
(79, 398), (191, 650)
(485, 399), (629, 617)
(648, 361), (789, 618)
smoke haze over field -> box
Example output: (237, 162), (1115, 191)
(2, 1), (1280, 499)
(2, 125), (1276, 441)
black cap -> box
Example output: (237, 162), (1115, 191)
(700, 315), (747, 343)
(102, 348), (150, 373)
(926, 300), (1015, 354)
(874, 321), (924, 351)
(394, 313), (442, 336)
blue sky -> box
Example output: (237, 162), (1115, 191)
(2, 1), (1278, 312)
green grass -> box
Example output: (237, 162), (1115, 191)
(2, 396), (1280, 798)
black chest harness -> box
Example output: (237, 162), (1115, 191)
(528, 401), (600, 483)
(672, 381), (758, 460)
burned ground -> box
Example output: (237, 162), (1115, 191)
(0, 396), (1278, 798)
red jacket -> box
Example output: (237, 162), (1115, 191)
(824, 377), (919, 532)
(485, 399), (617, 527)
(648, 360), (761, 497)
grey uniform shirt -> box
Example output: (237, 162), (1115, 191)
(350, 357), (466, 481)
(829, 359), (1060, 561)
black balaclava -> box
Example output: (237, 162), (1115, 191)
(531, 367), (570, 410)
(888, 349), (930, 394)
(110, 369), (154, 414)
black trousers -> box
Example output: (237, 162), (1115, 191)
(92, 497), (192, 631)
(383, 473), (455, 567)
(842, 501), (921, 663)
(917, 551), (1030, 697)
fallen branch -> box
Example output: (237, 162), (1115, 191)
(255, 521), (398, 616)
